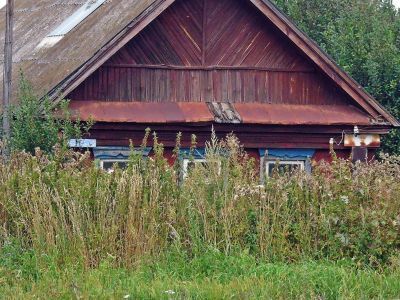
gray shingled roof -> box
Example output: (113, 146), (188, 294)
(0, 0), (155, 102)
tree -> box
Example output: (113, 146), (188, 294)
(273, 0), (400, 154)
(8, 74), (93, 155)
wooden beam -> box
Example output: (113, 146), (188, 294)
(102, 64), (315, 73)
(2, 0), (14, 156)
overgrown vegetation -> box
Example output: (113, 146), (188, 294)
(273, 0), (400, 154)
(0, 133), (399, 267)
(6, 74), (92, 154)
(0, 133), (399, 297)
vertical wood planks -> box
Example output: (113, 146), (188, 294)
(67, 0), (353, 107)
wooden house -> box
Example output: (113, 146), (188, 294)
(0, 0), (398, 175)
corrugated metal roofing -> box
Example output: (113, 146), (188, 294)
(0, 0), (158, 101)
(69, 100), (372, 126)
(69, 101), (214, 123)
(234, 103), (372, 125)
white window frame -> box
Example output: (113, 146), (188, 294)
(265, 160), (305, 177)
(99, 159), (129, 171)
(182, 158), (221, 178)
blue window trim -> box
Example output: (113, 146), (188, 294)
(259, 149), (316, 177)
(93, 147), (152, 160)
(179, 148), (206, 159)
(259, 149), (315, 160)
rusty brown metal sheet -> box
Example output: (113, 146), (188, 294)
(69, 101), (214, 123)
(344, 134), (380, 147)
(234, 103), (372, 125)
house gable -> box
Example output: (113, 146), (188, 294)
(54, 0), (398, 127)
(68, 0), (357, 108)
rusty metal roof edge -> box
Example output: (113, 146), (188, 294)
(69, 101), (380, 126)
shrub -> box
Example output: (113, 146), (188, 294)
(6, 74), (92, 155)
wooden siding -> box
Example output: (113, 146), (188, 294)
(68, 0), (353, 106)
(87, 123), (387, 149)
(69, 67), (352, 104)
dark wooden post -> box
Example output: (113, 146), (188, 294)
(3, 0), (14, 156)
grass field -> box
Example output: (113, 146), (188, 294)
(1, 248), (400, 299)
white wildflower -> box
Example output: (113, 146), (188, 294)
(123, 295), (130, 299)
(340, 195), (349, 205)
(335, 233), (349, 245)
(165, 290), (176, 295)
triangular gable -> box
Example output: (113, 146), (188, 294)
(49, 0), (399, 127)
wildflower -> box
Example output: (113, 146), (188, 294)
(165, 290), (176, 295)
(340, 195), (349, 204)
(123, 295), (130, 299)
(335, 233), (349, 245)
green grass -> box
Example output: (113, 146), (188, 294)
(1, 247), (400, 299)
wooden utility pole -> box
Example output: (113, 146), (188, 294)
(3, 0), (14, 156)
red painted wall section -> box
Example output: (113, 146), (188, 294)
(312, 149), (350, 163)
(149, 148), (356, 172)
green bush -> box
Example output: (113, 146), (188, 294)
(6, 74), (92, 155)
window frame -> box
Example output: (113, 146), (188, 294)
(99, 159), (129, 171)
(265, 159), (305, 177)
(182, 158), (221, 179)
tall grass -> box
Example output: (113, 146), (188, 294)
(0, 133), (399, 269)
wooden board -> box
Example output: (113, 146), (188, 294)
(68, 0), (355, 107)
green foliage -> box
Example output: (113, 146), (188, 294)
(273, 0), (400, 153)
(8, 74), (93, 155)
(1, 248), (400, 299)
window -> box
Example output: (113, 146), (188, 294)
(265, 160), (305, 177)
(93, 146), (151, 171)
(100, 159), (129, 171)
(37, 0), (107, 49)
(183, 158), (206, 177)
(260, 149), (315, 179)
(182, 158), (221, 178)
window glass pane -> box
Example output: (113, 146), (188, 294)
(183, 159), (221, 178)
(186, 160), (208, 172)
(267, 161), (304, 176)
(102, 161), (128, 171)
